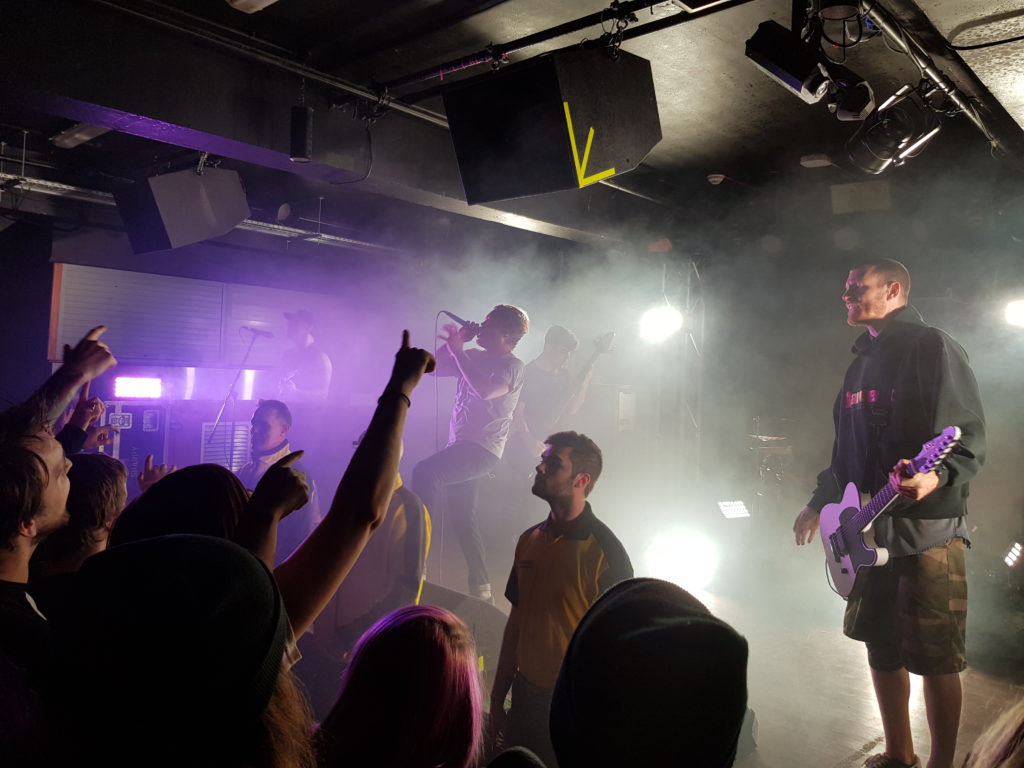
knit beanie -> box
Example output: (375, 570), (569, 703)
(488, 747), (548, 768)
(550, 578), (748, 768)
(48, 535), (288, 757)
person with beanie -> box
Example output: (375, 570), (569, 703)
(549, 578), (749, 768)
(44, 534), (314, 767)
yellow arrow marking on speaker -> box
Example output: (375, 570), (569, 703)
(563, 101), (615, 188)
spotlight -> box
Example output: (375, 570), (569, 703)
(639, 304), (684, 343)
(818, 1), (859, 20)
(826, 64), (875, 121)
(1006, 300), (1024, 327)
(717, 500), (751, 519)
(845, 85), (940, 174)
(745, 20), (830, 104)
(1005, 542), (1022, 568)
(643, 528), (720, 592)
(114, 377), (162, 399)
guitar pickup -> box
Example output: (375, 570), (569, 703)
(828, 532), (846, 561)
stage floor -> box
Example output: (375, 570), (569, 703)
(428, 507), (1023, 768)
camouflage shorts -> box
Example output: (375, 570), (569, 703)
(843, 538), (967, 675)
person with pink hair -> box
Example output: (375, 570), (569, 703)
(316, 604), (483, 768)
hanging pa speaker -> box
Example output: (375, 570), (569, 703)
(442, 48), (661, 205)
(114, 167), (251, 255)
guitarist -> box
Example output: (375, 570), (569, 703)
(793, 259), (985, 768)
(511, 325), (615, 468)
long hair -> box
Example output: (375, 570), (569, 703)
(965, 698), (1024, 768)
(109, 464), (249, 546)
(316, 605), (482, 768)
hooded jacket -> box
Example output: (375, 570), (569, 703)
(808, 305), (985, 520)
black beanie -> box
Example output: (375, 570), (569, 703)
(488, 747), (549, 768)
(48, 535), (288, 754)
(550, 578), (748, 768)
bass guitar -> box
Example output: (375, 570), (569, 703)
(820, 425), (960, 598)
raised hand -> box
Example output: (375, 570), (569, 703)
(137, 454), (176, 494)
(594, 330), (616, 354)
(248, 450), (310, 519)
(63, 326), (117, 383)
(390, 330), (437, 394)
(83, 425), (119, 451)
(69, 382), (106, 430)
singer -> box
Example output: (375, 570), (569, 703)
(412, 304), (530, 602)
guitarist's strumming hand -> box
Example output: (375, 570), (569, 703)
(793, 506), (820, 546)
(889, 459), (941, 501)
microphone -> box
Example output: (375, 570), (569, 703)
(242, 326), (274, 338)
(440, 311), (480, 339)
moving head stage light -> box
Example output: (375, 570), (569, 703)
(845, 85), (941, 174)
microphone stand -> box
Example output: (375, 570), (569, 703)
(208, 329), (261, 472)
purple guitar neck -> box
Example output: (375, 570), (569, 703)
(839, 425), (961, 541)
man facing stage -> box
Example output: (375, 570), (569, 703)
(412, 304), (529, 601)
(793, 259), (985, 768)
(489, 431), (632, 767)
(237, 399), (320, 564)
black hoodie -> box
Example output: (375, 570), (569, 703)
(808, 305), (985, 520)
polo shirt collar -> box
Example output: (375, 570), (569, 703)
(541, 502), (595, 540)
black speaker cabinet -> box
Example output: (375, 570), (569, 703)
(113, 167), (251, 254)
(442, 48), (661, 205)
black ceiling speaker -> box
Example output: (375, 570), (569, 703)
(114, 167), (251, 255)
(442, 48), (661, 205)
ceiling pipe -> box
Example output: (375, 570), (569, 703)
(384, 0), (758, 92)
(860, 1), (997, 148)
(86, 0), (450, 129)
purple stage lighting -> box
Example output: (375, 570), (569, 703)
(114, 377), (163, 399)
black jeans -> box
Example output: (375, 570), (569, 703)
(509, 675), (558, 768)
(412, 441), (499, 593)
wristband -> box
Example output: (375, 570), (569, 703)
(378, 390), (411, 408)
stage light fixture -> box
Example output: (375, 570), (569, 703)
(717, 500), (751, 519)
(242, 370), (256, 401)
(745, 20), (830, 104)
(818, 1), (859, 20)
(50, 122), (111, 149)
(639, 304), (684, 343)
(114, 377), (162, 399)
(643, 528), (720, 593)
(827, 64), (875, 121)
(1005, 300), (1024, 327)
(845, 85), (940, 174)
(1005, 542), (1022, 568)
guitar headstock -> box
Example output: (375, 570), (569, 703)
(910, 426), (961, 475)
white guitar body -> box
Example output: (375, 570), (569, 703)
(819, 482), (891, 598)
(818, 426), (960, 599)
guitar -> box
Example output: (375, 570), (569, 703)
(819, 425), (961, 598)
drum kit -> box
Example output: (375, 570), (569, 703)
(748, 416), (793, 506)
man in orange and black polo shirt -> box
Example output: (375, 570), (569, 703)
(489, 431), (632, 767)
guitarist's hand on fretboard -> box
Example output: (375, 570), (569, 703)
(888, 458), (942, 501)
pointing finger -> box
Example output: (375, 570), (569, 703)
(79, 381), (91, 403)
(144, 454), (154, 472)
(273, 450), (304, 469)
(83, 325), (108, 342)
(402, 329), (410, 349)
